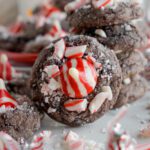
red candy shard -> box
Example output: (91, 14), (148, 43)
(60, 58), (97, 98)
(92, 0), (112, 9)
(30, 131), (51, 150)
(0, 132), (20, 150)
(65, 45), (87, 59)
(54, 39), (66, 59)
(0, 79), (17, 109)
(9, 22), (24, 34)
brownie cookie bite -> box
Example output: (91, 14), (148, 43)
(0, 79), (42, 142)
(75, 23), (147, 52)
(66, 0), (143, 29)
(117, 50), (147, 79)
(31, 35), (122, 126)
(114, 75), (149, 108)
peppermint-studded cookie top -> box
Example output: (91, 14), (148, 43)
(31, 35), (122, 126)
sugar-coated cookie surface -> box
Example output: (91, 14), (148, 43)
(114, 75), (148, 108)
(117, 50), (147, 79)
(67, 1), (143, 29)
(31, 35), (122, 126)
(75, 23), (147, 51)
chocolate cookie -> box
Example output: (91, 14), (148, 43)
(31, 35), (122, 126)
(117, 50), (147, 79)
(67, 1), (143, 29)
(53, 0), (73, 10)
(0, 21), (51, 52)
(75, 23), (147, 51)
(0, 79), (42, 142)
(6, 78), (31, 97)
(23, 35), (51, 53)
(114, 75), (148, 108)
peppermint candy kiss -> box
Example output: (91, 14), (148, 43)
(0, 132), (20, 150)
(0, 79), (17, 109)
(60, 58), (97, 98)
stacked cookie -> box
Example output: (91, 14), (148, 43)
(65, 0), (148, 108)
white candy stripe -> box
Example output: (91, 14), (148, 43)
(64, 99), (88, 112)
(44, 65), (60, 78)
(102, 86), (113, 100)
(95, 29), (107, 38)
(89, 86), (112, 114)
(69, 60), (87, 97)
(48, 78), (60, 91)
(65, 0), (88, 12)
(0, 97), (17, 106)
(0, 79), (6, 90)
(71, 58), (77, 68)
(63, 65), (75, 97)
(89, 92), (108, 114)
(83, 60), (96, 88)
(54, 39), (65, 59)
(65, 45), (87, 58)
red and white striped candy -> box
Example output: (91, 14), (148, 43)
(44, 65), (60, 78)
(0, 54), (15, 81)
(60, 58), (97, 98)
(85, 55), (102, 69)
(43, 6), (60, 17)
(0, 79), (17, 109)
(48, 20), (67, 39)
(65, 45), (87, 59)
(92, 0), (112, 9)
(65, 0), (90, 13)
(64, 131), (85, 150)
(43, 5), (66, 21)
(64, 99), (88, 112)
(0, 132), (20, 150)
(89, 86), (112, 114)
(54, 39), (66, 59)
(30, 131), (51, 150)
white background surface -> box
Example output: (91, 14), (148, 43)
(41, 92), (150, 145)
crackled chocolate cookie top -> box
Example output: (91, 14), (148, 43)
(31, 35), (122, 126)
(74, 23), (147, 52)
(114, 75), (148, 108)
(66, 0), (143, 29)
(117, 50), (147, 79)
